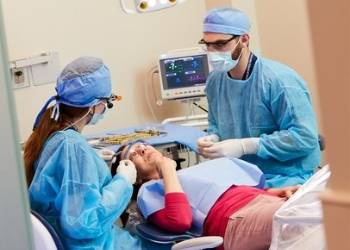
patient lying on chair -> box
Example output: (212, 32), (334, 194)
(115, 141), (299, 250)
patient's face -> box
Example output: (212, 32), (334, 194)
(121, 143), (161, 181)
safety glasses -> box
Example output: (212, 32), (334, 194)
(122, 140), (150, 161)
(97, 94), (122, 109)
(198, 35), (239, 50)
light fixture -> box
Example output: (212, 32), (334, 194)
(119, 0), (187, 14)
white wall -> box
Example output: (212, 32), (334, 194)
(2, 0), (207, 141)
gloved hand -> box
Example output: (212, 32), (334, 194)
(117, 160), (137, 184)
(98, 148), (115, 161)
(202, 138), (260, 159)
(197, 134), (220, 154)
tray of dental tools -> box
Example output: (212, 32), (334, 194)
(87, 128), (168, 148)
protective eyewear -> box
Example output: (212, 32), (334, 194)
(198, 35), (239, 50)
(122, 140), (150, 161)
(97, 94), (122, 109)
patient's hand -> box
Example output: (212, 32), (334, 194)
(145, 149), (176, 176)
(266, 186), (300, 199)
(156, 157), (177, 177)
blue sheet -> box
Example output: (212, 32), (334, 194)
(85, 123), (206, 153)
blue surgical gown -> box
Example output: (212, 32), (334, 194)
(206, 57), (321, 188)
(29, 129), (145, 250)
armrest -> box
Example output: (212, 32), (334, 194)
(136, 222), (201, 244)
(171, 236), (223, 250)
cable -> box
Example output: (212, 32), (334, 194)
(193, 102), (208, 113)
(186, 147), (190, 168)
(151, 70), (162, 106)
(145, 65), (159, 122)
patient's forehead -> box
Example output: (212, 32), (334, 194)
(120, 142), (152, 160)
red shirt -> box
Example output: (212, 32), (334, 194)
(149, 192), (193, 233)
(204, 186), (269, 250)
(148, 186), (270, 236)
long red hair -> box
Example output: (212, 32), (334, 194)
(23, 104), (89, 186)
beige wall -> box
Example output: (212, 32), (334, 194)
(2, 0), (207, 141)
(307, 0), (350, 249)
(253, 0), (322, 131)
(205, 0), (231, 10)
(4, 0), (322, 144)
(230, 0), (261, 55)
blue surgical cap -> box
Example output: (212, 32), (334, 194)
(33, 56), (112, 129)
(203, 8), (251, 35)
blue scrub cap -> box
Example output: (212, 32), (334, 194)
(203, 7), (251, 35)
(33, 56), (112, 129)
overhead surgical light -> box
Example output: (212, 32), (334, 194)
(119, 0), (187, 14)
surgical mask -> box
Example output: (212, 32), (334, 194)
(88, 113), (105, 125)
(61, 102), (106, 131)
(88, 105), (106, 126)
(208, 40), (241, 72)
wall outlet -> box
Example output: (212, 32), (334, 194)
(11, 67), (30, 89)
(10, 51), (60, 88)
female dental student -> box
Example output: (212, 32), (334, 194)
(24, 57), (146, 250)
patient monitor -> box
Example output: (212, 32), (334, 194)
(158, 48), (209, 100)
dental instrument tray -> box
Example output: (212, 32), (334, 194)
(86, 123), (206, 152)
(95, 129), (167, 145)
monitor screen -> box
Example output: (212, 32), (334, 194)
(159, 54), (209, 90)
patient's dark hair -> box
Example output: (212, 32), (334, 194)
(111, 139), (148, 176)
(111, 145), (127, 177)
(111, 144), (141, 199)
(111, 145), (141, 226)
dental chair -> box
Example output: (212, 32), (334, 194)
(31, 209), (222, 250)
(136, 222), (223, 250)
(31, 211), (64, 250)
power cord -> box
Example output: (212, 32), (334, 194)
(145, 66), (159, 122)
(193, 102), (208, 113)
